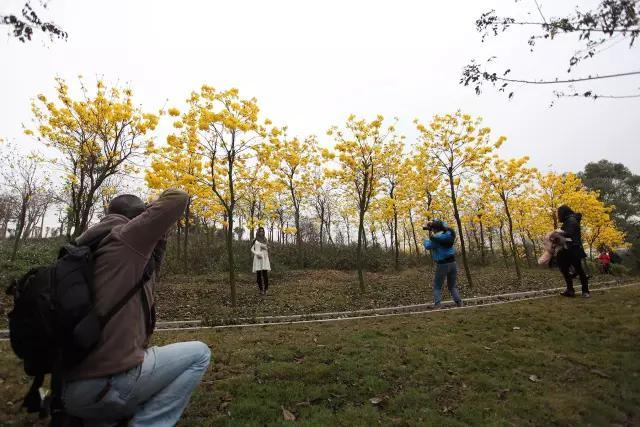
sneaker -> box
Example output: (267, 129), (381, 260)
(433, 303), (442, 309)
(560, 290), (575, 297)
(582, 292), (591, 298)
(455, 301), (463, 308)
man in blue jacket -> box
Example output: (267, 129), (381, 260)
(423, 219), (463, 308)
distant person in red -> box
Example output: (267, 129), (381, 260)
(598, 247), (612, 274)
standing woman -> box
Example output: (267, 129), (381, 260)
(557, 205), (590, 298)
(251, 226), (271, 295)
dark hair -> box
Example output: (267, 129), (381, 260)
(108, 194), (145, 219)
(557, 205), (575, 223)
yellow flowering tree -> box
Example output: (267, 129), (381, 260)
(28, 78), (159, 236)
(263, 129), (320, 268)
(380, 139), (410, 269)
(416, 111), (503, 288)
(186, 86), (266, 306)
(484, 156), (536, 282)
(328, 114), (400, 291)
(146, 107), (203, 271)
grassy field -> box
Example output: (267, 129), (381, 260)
(0, 265), (625, 328)
(153, 266), (620, 324)
(1, 284), (639, 426)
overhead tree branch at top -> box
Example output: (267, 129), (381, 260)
(462, 0), (640, 102)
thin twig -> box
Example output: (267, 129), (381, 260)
(494, 70), (640, 85)
(533, 0), (547, 25)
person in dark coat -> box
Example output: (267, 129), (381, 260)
(557, 205), (590, 298)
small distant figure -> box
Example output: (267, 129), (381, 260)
(597, 247), (612, 274)
(251, 226), (271, 296)
(557, 205), (590, 298)
(423, 219), (463, 308)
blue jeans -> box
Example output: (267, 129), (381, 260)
(433, 261), (462, 306)
(63, 341), (211, 427)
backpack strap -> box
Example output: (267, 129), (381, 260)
(98, 274), (148, 328)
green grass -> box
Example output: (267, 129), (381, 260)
(2, 285), (639, 426)
(152, 266), (621, 325)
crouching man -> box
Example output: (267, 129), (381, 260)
(63, 189), (211, 426)
(423, 219), (463, 308)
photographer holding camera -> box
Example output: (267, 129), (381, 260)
(62, 189), (211, 426)
(423, 219), (463, 308)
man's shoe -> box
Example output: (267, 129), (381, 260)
(582, 292), (591, 298)
(433, 303), (442, 309)
(455, 301), (463, 307)
(560, 290), (575, 297)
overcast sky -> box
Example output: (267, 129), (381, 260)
(1, 0), (639, 178)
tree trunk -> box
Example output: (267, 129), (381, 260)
(408, 209), (420, 255)
(319, 205), (325, 249)
(470, 227), (480, 258)
(11, 199), (28, 261)
(449, 173), (474, 288)
(356, 207), (366, 292)
(380, 222), (388, 250)
(226, 207), (236, 306)
(498, 221), (509, 267)
(176, 222), (182, 263)
(526, 230), (540, 260)
(295, 206), (303, 269)
(479, 220), (486, 265)
(39, 207), (47, 238)
(503, 198), (522, 283)
(227, 156), (237, 306)
(488, 227), (495, 256)
(520, 232), (532, 268)
(183, 200), (190, 273)
(393, 206), (399, 270)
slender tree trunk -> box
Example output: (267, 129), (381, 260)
(380, 222), (388, 250)
(183, 200), (190, 273)
(498, 222), (509, 267)
(295, 205), (303, 269)
(449, 174), (474, 287)
(503, 197), (522, 282)
(479, 220), (486, 265)
(356, 207), (365, 291)
(526, 230), (539, 260)
(470, 227), (480, 258)
(11, 200), (28, 261)
(403, 223), (411, 255)
(227, 149), (237, 306)
(408, 209), (420, 256)
(226, 207), (236, 305)
(39, 206), (47, 238)
(319, 205), (325, 249)
(393, 206), (399, 270)
(176, 222), (182, 264)
(520, 232), (532, 268)
(488, 227), (495, 257)
(249, 201), (257, 241)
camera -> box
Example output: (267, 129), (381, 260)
(423, 220), (444, 232)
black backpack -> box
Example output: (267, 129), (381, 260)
(6, 233), (152, 425)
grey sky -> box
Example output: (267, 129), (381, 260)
(1, 0), (639, 178)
